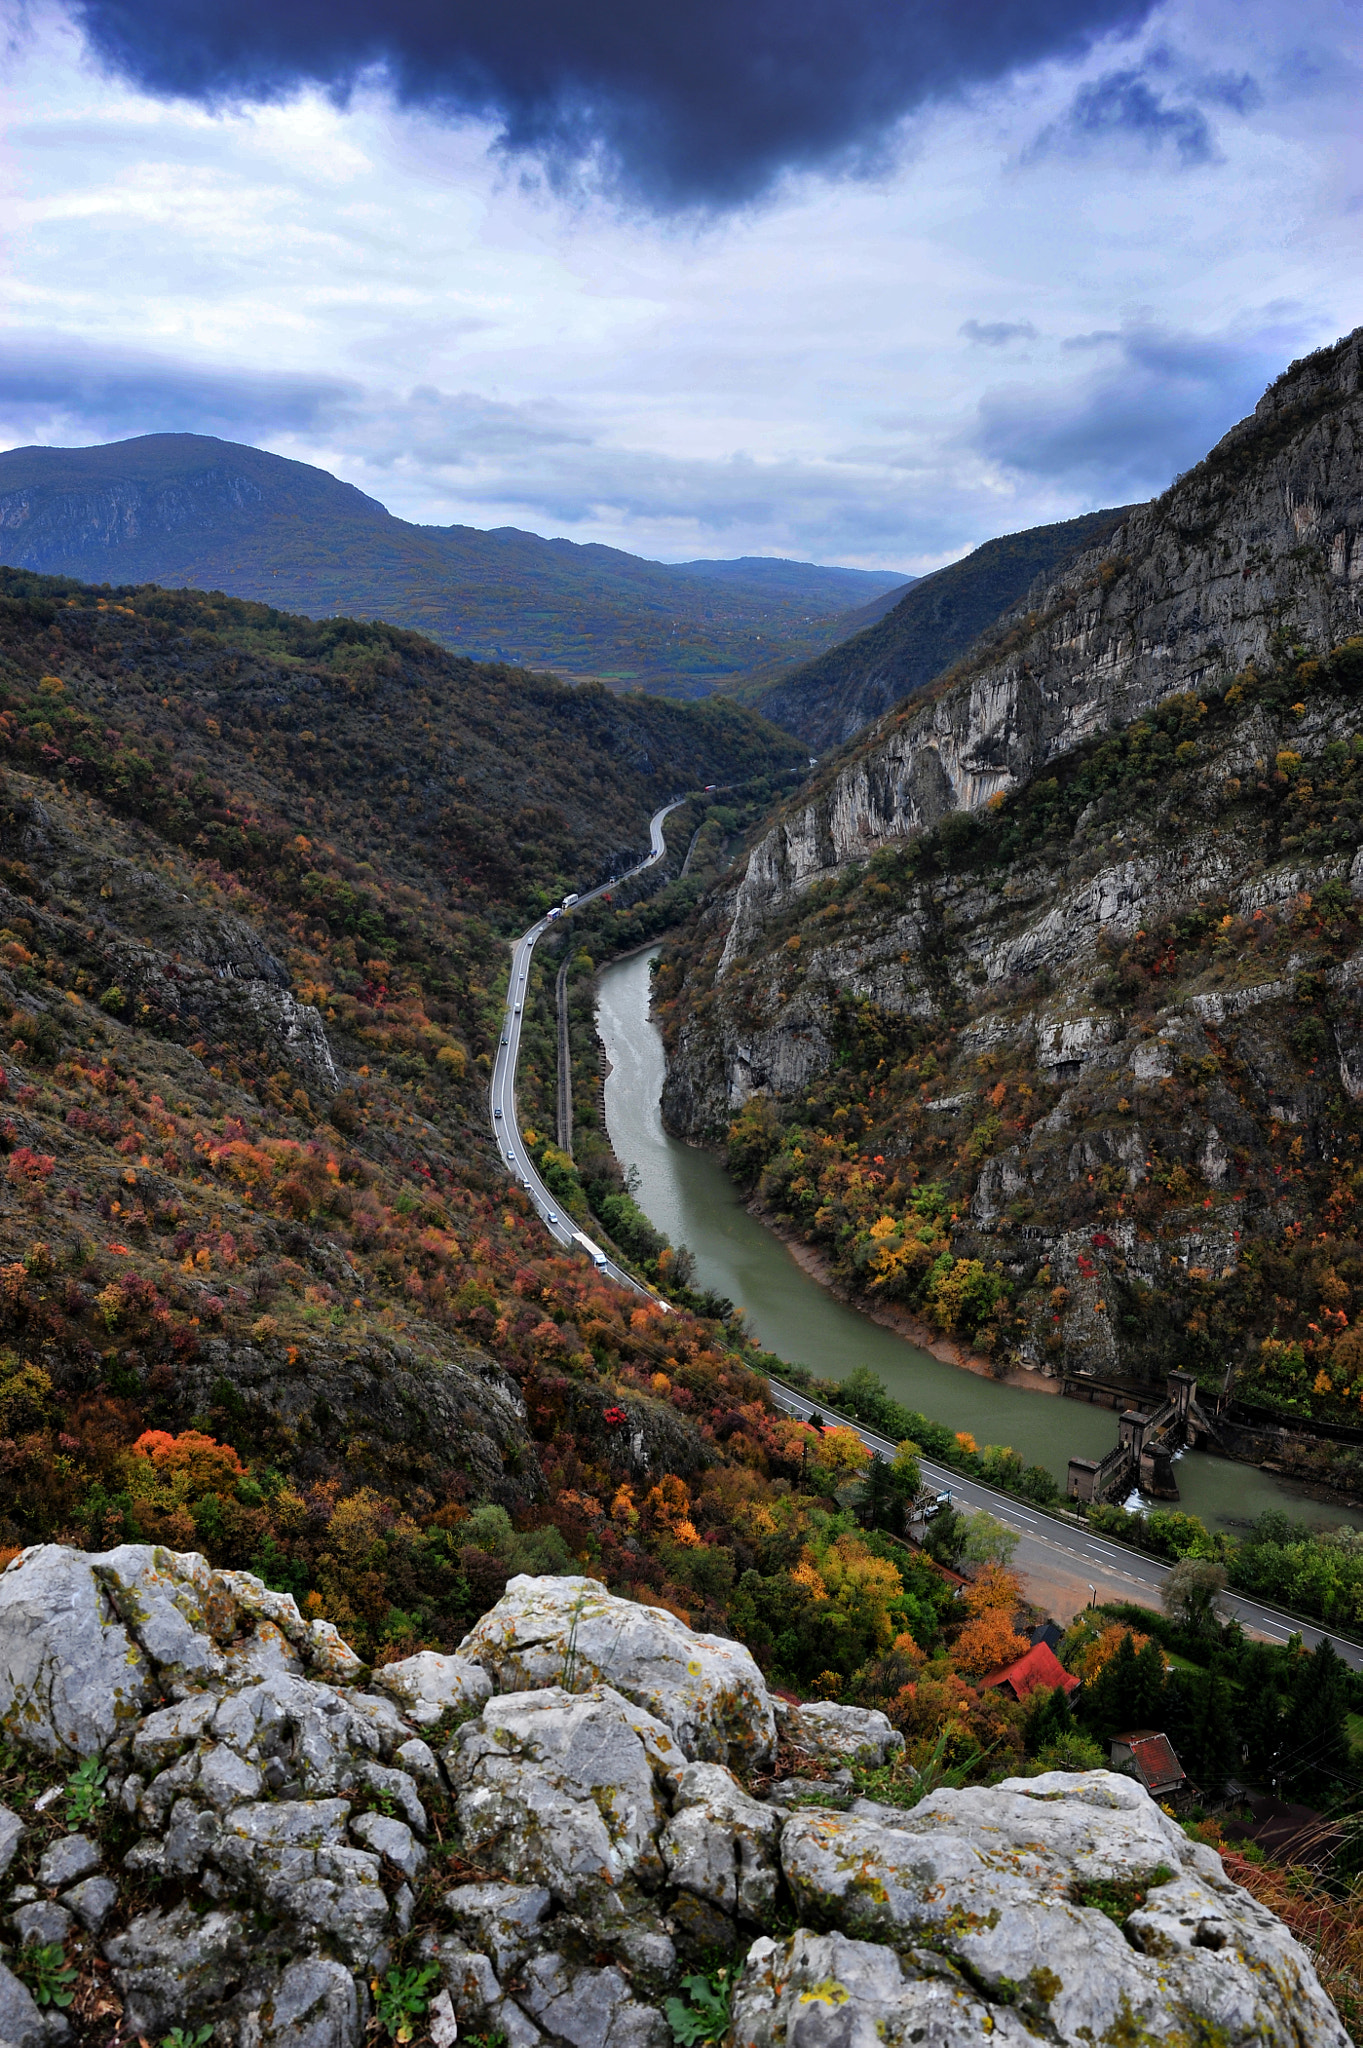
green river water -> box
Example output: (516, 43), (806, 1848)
(597, 947), (1363, 1538)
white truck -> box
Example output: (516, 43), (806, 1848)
(562, 892), (579, 909)
(570, 1228), (609, 1271)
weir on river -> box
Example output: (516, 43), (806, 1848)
(597, 946), (1363, 1538)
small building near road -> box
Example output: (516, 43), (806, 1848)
(980, 1640), (1080, 1704)
(1109, 1730), (1187, 1797)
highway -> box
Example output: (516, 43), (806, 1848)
(489, 797), (689, 1285)
(489, 798), (1362, 1670)
(766, 1379), (1363, 1669)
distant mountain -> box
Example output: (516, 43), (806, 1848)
(753, 507), (1137, 750)
(0, 434), (908, 696)
(667, 556), (915, 607)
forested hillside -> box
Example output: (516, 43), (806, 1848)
(0, 435), (905, 694)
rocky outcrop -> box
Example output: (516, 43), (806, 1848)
(0, 1551), (1346, 2047)
(458, 1573), (776, 1768)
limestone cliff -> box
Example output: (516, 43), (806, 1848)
(715, 328), (1363, 979)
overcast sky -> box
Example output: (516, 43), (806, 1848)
(1, 0), (1361, 570)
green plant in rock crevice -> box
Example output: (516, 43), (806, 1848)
(373, 1959), (442, 2042)
(63, 1753), (107, 1830)
(664, 1962), (736, 2047)
(16, 1941), (77, 2009)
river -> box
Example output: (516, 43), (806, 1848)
(597, 946), (1363, 1537)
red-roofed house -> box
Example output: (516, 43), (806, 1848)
(1110, 1731), (1186, 1797)
(980, 1641), (1080, 1703)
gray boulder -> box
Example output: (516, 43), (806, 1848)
(0, 1959), (45, 2048)
(214, 1799), (389, 1968)
(105, 1902), (249, 2034)
(516, 1951), (668, 2048)
(373, 1650), (491, 1725)
(733, 1927), (1040, 2048)
(245, 1954), (362, 2048)
(0, 1805), (24, 1880)
(458, 1576), (774, 1768)
(0, 1544), (158, 1755)
(777, 1770), (1349, 2048)
(660, 1762), (782, 1922)
(776, 1698), (903, 1766)
(350, 1810), (426, 1885)
(60, 1872), (119, 1934)
(447, 1684), (677, 1910)
(36, 1831), (99, 1888)
(443, 1881), (553, 1976)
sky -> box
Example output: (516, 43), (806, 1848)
(1, 0), (1361, 572)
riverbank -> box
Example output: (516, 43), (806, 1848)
(597, 944), (1363, 1531)
(748, 1195), (1065, 1398)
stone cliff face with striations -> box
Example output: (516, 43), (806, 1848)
(659, 331), (1363, 1441)
(0, 1550), (1347, 2048)
(716, 331), (1363, 981)
(752, 507), (1133, 754)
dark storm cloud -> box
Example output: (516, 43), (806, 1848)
(1035, 67), (1217, 164)
(960, 320), (1038, 346)
(69, 0), (1160, 209)
(972, 323), (1299, 494)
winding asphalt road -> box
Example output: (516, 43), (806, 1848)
(490, 797), (688, 1282)
(489, 801), (1362, 1667)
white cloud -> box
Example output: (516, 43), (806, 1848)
(0, 0), (1360, 569)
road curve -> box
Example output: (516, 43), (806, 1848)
(489, 804), (1362, 1668)
(490, 797), (689, 1286)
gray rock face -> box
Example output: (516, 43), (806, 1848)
(0, 1548), (1347, 2048)
(0, 1543), (158, 1755)
(776, 1699), (902, 1766)
(516, 1952), (670, 2048)
(374, 1650), (491, 1725)
(660, 1762), (781, 1922)
(448, 1685), (678, 1910)
(713, 334), (1363, 984)
(248, 1955), (361, 2048)
(734, 1926), (1043, 2048)
(443, 1881), (553, 1976)
(459, 1575), (775, 1768)
(777, 1771), (1348, 2048)
(105, 1903), (249, 2034)
(215, 1799), (389, 1968)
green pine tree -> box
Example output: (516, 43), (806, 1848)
(1280, 1638), (1352, 1805)
(1181, 1670), (1237, 1796)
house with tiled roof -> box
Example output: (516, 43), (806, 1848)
(980, 1640), (1080, 1703)
(1110, 1730), (1186, 1796)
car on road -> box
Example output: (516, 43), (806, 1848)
(547, 1212), (559, 1225)
(493, 1108), (503, 1119)
(514, 1004), (521, 1014)
(500, 1035), (508, 1045)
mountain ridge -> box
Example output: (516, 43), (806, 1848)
(750, 505), (1138, 751)
(0, 432), (906, 695)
